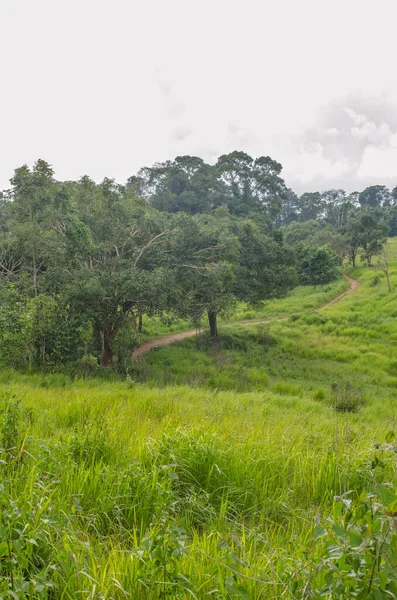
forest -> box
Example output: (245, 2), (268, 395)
(0, 151), (392, 372)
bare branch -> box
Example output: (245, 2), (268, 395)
(134, 231), (168, 267)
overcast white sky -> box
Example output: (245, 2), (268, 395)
(2, 0), (397, 194)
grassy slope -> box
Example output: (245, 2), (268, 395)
(139, 274), (350, 342)
(1, 242), (397, 597)
(138, 241), (397, 400)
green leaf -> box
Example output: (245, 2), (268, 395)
(314, 526), (327, 541)
(376, 484), (397, 506)
(348, 530), (362, 547)
(332, 523), (348, 541)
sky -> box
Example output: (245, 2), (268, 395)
(2, 0), (397, 194)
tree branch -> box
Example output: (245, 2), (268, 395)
(134, 231), (168, 266)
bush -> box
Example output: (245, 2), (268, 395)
(311, 487), (397, 598)
(331, 382), (365, 412)
(370, 275), (381, 287)
(303, 312), (329, 326)
(73, 354), (98, 377)
(296, 244), (340, 285)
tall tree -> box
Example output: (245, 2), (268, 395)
(346, 212), (387, 267)
(359, 185), (391, 208)
(6, 160), (68, 297)
(65, 179), (173, 365)
(170, 212), (239, 337)
(297, 192), (325, 222)
(131, 156), (221, 215)
(215, 151), (288, 217)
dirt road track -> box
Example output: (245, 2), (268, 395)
(131, 274), (360, 358)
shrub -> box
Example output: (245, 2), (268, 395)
(370, 275), (381, 287)
(303, 312), (329, 326)
(331, 382), (365, 412)
(73, 354), (98, 377)
(311, 487), (397, 598)
(296, 244), (340, 285)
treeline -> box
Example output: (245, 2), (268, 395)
(0, 153), (389, 370)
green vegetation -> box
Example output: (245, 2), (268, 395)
(2, 156), (397, 597)
(139, 240), (397, 398)
(0, 240), (396, 597)
(2, 152), (395, 370)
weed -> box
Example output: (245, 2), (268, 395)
(331, 382), (365, 412)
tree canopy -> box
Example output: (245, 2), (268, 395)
(2, 152), (394, 370)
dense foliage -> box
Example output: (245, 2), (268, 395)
(1, 151), (393, 369)
(0, 158), (298, 368)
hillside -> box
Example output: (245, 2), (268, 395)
(1, 241), (397, 598)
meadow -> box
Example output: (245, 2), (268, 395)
(1, 241), (397, 598)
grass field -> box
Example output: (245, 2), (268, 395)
(1, 242), (397, 598)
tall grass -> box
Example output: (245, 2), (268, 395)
(0, 375), (395, 597)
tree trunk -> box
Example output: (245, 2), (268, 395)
(386, 270), (391, 292)
(352, 254), (356, 268)
(207, 311), (218, 338)
(101, 326), (114, 366)
(138, 314), (143, 333)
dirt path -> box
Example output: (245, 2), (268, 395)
(132, 274), (360, 358)
(322, 274), (360, 307)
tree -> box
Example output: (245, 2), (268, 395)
(297, 192), (325, 222)
(346, 213), (387, 267)
(296, 244), (339, 285)
(281, 220), (349, 266)
(322, 189), (358, 228)
(384, 205), (397, 237)
(215, 151), (288, 218)
(66, 180), (173, 365)
(282, 220), (327, 246)
(233, 220), (297, 305)
(170, 212), (239, 338)
(374, 243), (391, 292)
(6, 160), (69, 297)
(275, 188), (300, 226)
(131, 156), (221, 215)
(359, 185), (391, 209)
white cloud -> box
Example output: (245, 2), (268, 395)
(344, 108), (367, 126)
(358, 146), (397, 179)
(289, 144), (351, 185)
(351, 122), (392, 145)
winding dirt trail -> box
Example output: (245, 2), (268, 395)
(322, 274), (360, 307)
(132, 274), (360, 358)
